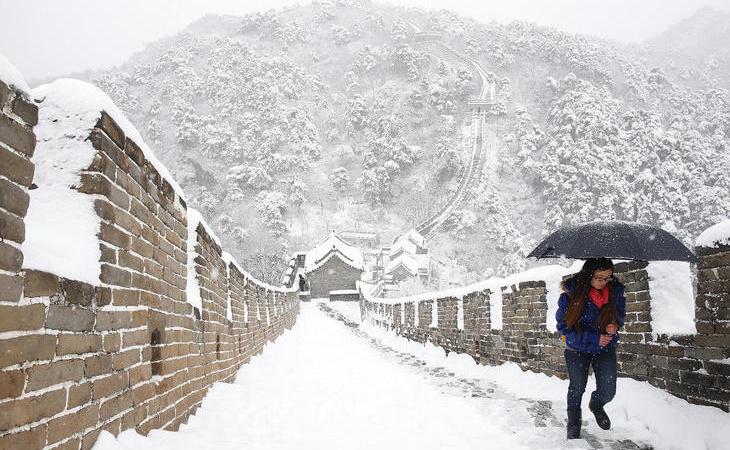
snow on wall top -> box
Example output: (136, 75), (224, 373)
(185, 208), (205, 310)
(391, 228), (425, 247)
(385, 252), (419, 275)
(364, 261), (582, 304)
(222, 251), (298, 293)
(389, 237), (417, 258)
(646, 261), (695, 337)
(363, 260), (584, 333)
(696, 219), (730, 248)
(33, 78), (186, 201)
(187, 207), (221, 248)
(187, 211), (297, 311)
(22, 81), (103, 284)
(305, 232), (364, 272)
(384, 252), (428, 275)
(0, 52), (31, 95)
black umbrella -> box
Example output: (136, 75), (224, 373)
(527, 221), (698, 263)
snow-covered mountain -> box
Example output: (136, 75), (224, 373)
(643, 6), (730, 88)
(79, 0), (729, 285)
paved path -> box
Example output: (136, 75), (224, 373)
(95, 303), (650, 450)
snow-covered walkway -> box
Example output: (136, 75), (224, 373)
(96, 302), (729, 450)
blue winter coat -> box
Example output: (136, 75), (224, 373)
(555, 278), (626, 353)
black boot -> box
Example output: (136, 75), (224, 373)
(589, 398), (611, 430)
(567, 408), (581, 439)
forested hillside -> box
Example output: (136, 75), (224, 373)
(83, 0), (730, 285)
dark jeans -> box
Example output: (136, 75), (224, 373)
(564, 346), (617, 411)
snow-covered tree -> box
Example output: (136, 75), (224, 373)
(255, 191), (288, 236)
(331, 167), (351, 192)
(331, 25), (351, 45)
(227, 165), (273, 191)
(356, 167), (391, 205)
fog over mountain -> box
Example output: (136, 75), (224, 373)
(74, 0), (729, 286)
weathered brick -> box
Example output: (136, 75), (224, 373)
(100, 391), (133, 421)
(93, 199), (116, 224)
(0, 113), (36, 157)
(0, 240), (23, 272)
(96, 111), (126, 149)
(92, 371), (128, 400)
(684, 346), (727, 360)
(124, 136), (145, 166)
(26, 359), (84, 391)
(100, 244), (116, 265)
(11, 94), (38, 127)
(116, 208), (142, 236)
(130, 311), (147, 330)
(49, 437), (81, 450)
(122, 329), (148, 348)
(695, 321), (715, 334)
(122, 404), (147, 431)
(0, 303), (46, 332)
(24, 269), (60, 297)
(694, 334), (730, 348)
(100, 264), (132, 287)
(99, 222), (131, 249)
(97, 286), (112, 307)
(131, 236), (154, 259)
(698, 250), (730, 269)
(0, 424), (47, 450)
(61, 278), (97, 307)
(0, 80), (9, 105)
(129, 363), (152, 386)
(0, 176), (29, 217)
(103, 332), (121, 353)
(131, 272), (158, 292)
(46, 304), (95, 332)
(110, 288), (140, 307)
(96, 310), (133, 331)
(47, 404), (98, 445)
(68, 381), (92, 409)
(130, 198), (151, 225)
(0, 206), (24, 243)
(57, 334), (102, 355)
(0, 144), (34, 186)
(118, 249), (144, 273)
(112, 348), (141, 370)
(81, 428), (103, 450)
(0, 273), (23, 302)
(0, 369), (24, 398)
(84, 354), (112, 378)
(0, 334), (56, 368)
(131, 382), (155, 406)
(0, 388), (66, 430)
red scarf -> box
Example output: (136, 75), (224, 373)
(588, 286), (609, 309)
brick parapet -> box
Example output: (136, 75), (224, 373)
(361, 249), (730, 412)
(0, 92), (301, 449)
(0, 79), (37, 304)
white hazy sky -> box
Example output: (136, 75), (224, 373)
(1, 0), (729, 83)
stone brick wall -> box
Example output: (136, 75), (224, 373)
(0, 85), (300, 449)
(0, 79), (36, 304)
(361, 254), (730, 412)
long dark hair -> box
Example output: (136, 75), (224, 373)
(564, 257), (618, 333)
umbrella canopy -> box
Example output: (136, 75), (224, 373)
(527, 221), (698, 263)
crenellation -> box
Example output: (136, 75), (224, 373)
(362, 245), (730, 412)
(0, 84), (301, 448)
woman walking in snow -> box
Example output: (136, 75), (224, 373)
(556, 257), (626, 440)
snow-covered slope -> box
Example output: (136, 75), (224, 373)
(77, 2), (729, 285)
